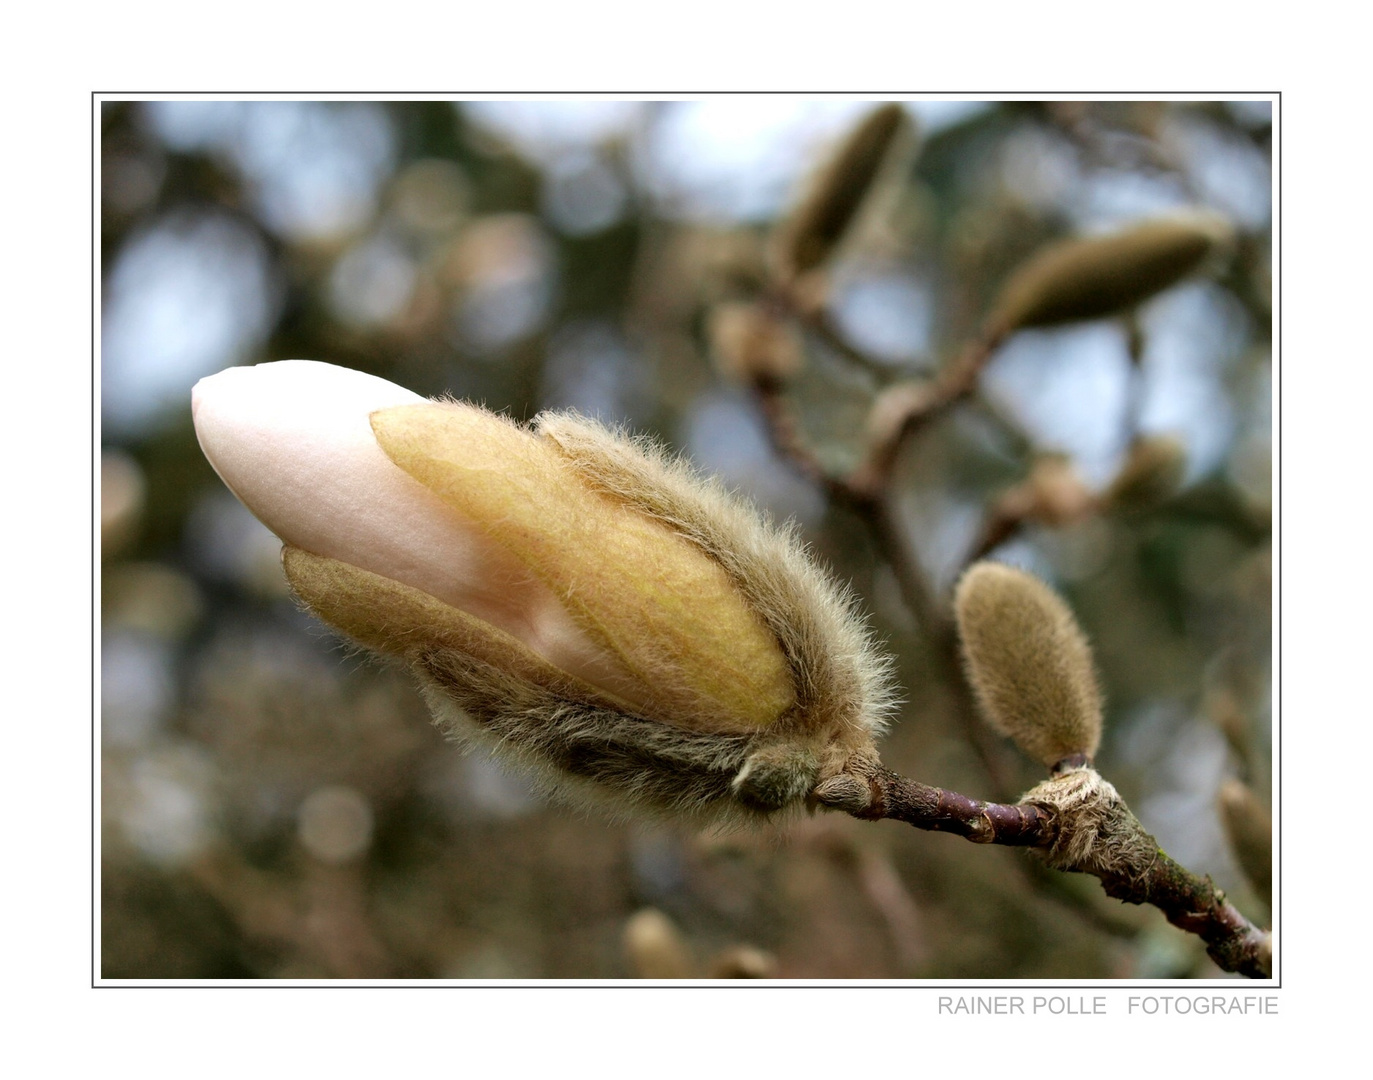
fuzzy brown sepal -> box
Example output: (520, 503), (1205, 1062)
(537, 413), (899, 791)
(286, 546), (829, 826)
(417, 644), (815, 826)
(1020, 768), (1156, 874)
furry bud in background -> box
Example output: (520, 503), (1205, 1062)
(953, 562), (1102, 769)
(772, 102), (916, 283)
(986, 213), (1235, 336)
(192, 361), (895, 824)
(1106, 434), (1187, 510)
(622, 908), (695, 979)
(1218, 779), (1272, 908)
(708, 301), (805, 386)
(1000, 454), (1095, 528)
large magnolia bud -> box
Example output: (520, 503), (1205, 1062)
(192, 361), (894, 822)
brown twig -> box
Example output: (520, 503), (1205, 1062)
(1093, 848), (1270, 979)
(968, 492), (1036, 565)
(841, 764), (1054, 844)
(801, 817), (931, 974)
(851, 843), (930, 973)
(967, 459), (1100, 565)
(817, 764), (1271, 978)
(765, 269), (1004, 500)
(851, 332), (1005, 493)
(864, 492), (945, 636)
(749, 376), (862, 508)
(1123, 309), (1148, 442)
(755, 365), (1270, 975)
(748, 374), (947, 626)
(188, 847), (398, 978)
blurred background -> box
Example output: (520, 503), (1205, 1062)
(99, 98), (1272, 979)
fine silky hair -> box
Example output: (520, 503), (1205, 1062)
(953, 561), (1103, 769)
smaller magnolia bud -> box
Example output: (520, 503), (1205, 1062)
(954, 562), (1103, 769)
(708, 301), (805, 385)
(772, 103), (916, 282)
(623, 908), (696, 979)
(986, 213), (1235, 336)
(1105, 434), (1187, 510)
(1206, 687), (1250, 759)
(1218, 779), (1272, 907)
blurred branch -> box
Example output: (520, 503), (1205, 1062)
(849, 333), (1006, 496)
(188, 848), (398, 978)
(776, 288), (905, 383)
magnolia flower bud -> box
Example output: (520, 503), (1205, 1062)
(622, 908), (695, 979)
(986, 213), (1235, 336)
(953, 562), (1102, 769)
(1023, 454), (1095, 526)
(1218, 779), (1272, 907)
(192, 361), (894, 822)
(772, 103), (916, 282)
(1105, 434), (1187, 510)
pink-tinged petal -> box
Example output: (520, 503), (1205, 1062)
(191, 361), (655, 709)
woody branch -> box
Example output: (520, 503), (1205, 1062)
(817, 764), (1271, 979)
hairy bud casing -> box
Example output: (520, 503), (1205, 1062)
(1020, 767), (1153, 873)
(953, 562), (1102, 768)
(192, 361), (896, 825)
(986, 214), (1235, 336)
